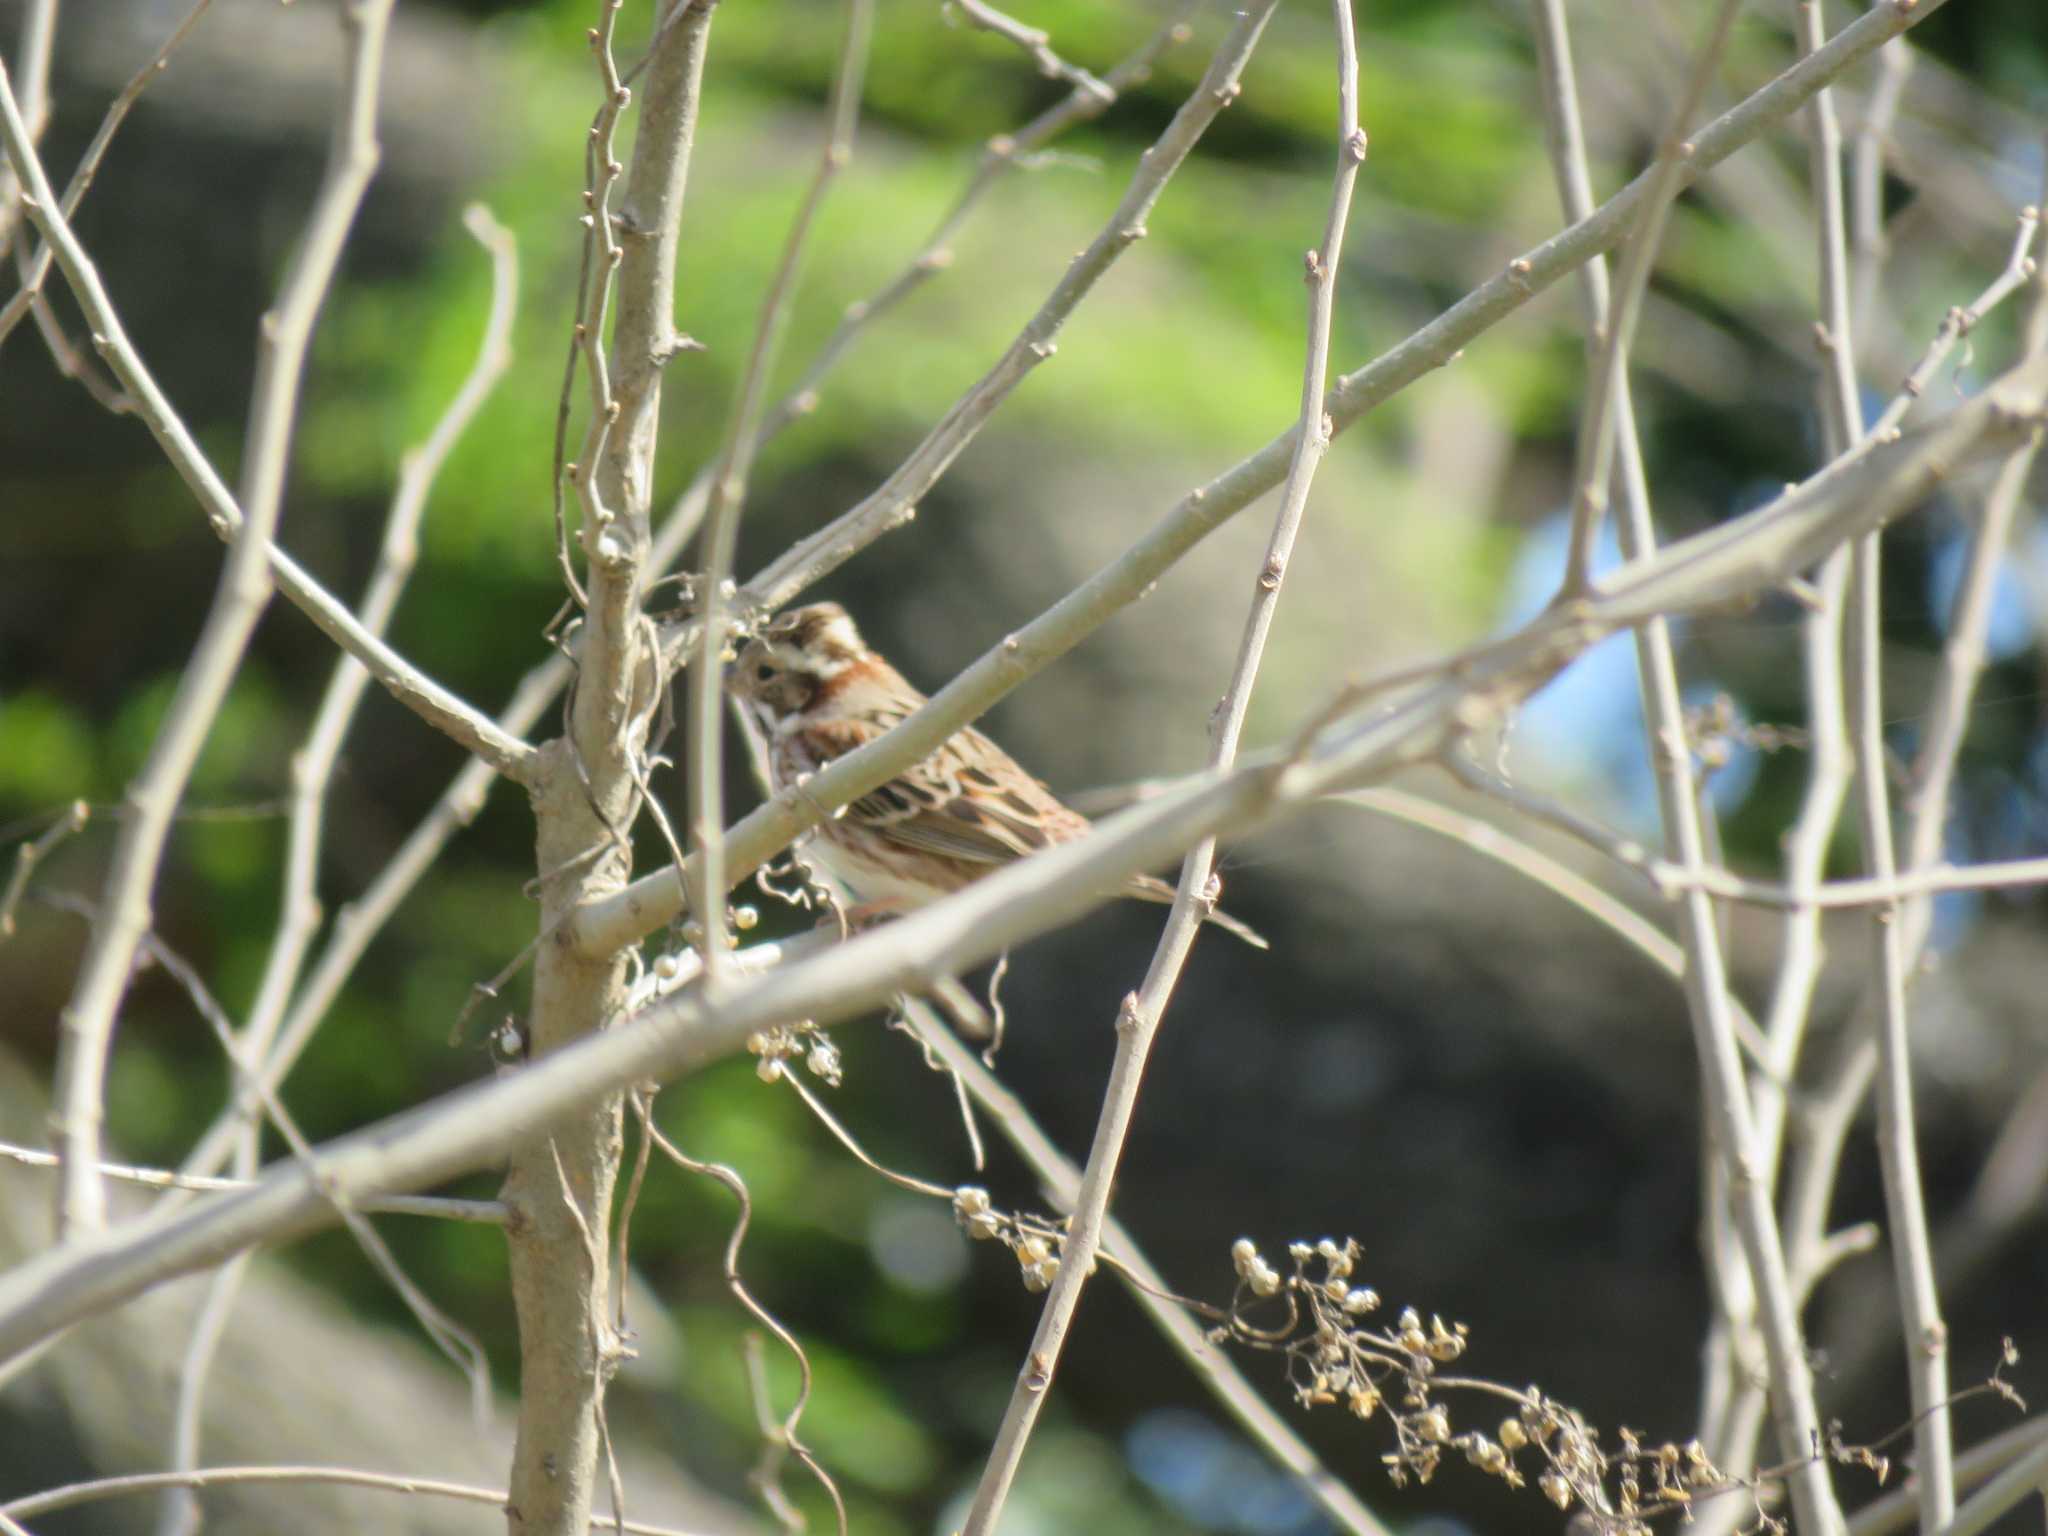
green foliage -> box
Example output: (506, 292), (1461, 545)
(675, 1302), (942, 1492)
(0, 693), (95, 806)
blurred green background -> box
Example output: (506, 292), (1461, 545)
(3, 0), (2048, 1531)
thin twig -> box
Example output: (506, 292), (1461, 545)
(897, 996), (1393, 1536)
(0, 1140), (503, 1220)
(744, 3), (1193, 461)
(1849, 38), (1912, 344)
(4, 304), (2041, 1375)
(0, 0), (215, 350)
(945, 0), (1112, 102)
(554, 0), (633, 615)
(172, 663), (564, 1189)
(151, 203), (517, 1536)
(779, 1071), (956, 1200)
(34, 887), (497, 1441)
(734, 0), (1284, 617)
(15, 283), (128, 407)
(1337, 784), (1773, 1066)
(1558, 0), (1743, 595)
(1749, 549), (1852, 1182)
(1900, 212), (2048, 902)
(213, 201), (518, 1130)
(1848, 500), (1955, 1532)
(0, 798), (86, 937)
(641, 1116), (847, 1536)
(961, 0), (1327, 1526)
(685, 0), (873, 975)
(1528, 1), (1838, 1524)
(30, 0), (399, 1236)
(1635, 853), (2048, 910)
(1697, 0), (1873, 1473)
(0, 54), (537, 781)
(1849, 1416), (2048, 1536)
(0, 1465), (708, 1534)
(0, 0), (55, 260)
(1861, 207), (2042, 450)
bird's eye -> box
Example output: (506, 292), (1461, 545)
(754, 663), (777, 682)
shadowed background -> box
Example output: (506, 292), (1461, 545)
(2, 0), (2046, 1531)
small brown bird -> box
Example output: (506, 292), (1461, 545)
(729, 602), (1266, 948)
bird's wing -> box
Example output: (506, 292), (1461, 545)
(802, 717), (1082, 867)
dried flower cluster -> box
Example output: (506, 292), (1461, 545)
(745, 1021), (844, 1086)
(1218, 1237), (1733, 1534)
(952, 1185), (1092, 1294)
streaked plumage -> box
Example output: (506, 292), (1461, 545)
(729, 603), (1266, 948)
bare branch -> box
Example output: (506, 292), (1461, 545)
(962, 0), (1345, 1522)
(0, 54), (538, 781)
(3, 328), (2040, 1389)
(1694, 0), (1870, 1494)
(1558, 0), (1742, 595)
(1528, 4), (1838, 1522)
(1847, 531), (1955, 1526)
(152, 201), (518, 1536)
(0, 0), (214, 351)
(944, 0), (1112, 102)
(219, 201), (521, 1127)
(0, 0), (54, 259)
(587, 252), (2045, 963)
(686, 0), (873, 974)
(173, 662), (563, 1191)
(23, 0), (399, 1236)
(0, 1140), (505, 1221)
(0, 1465), (709, 1535)
(162, 8), (1204, 1180)
(737, 0), (1283, 614)
(898, 997), (1394, 1536)
(1923, 1430), (2048, 1536)
(589, 0), (1974, 957)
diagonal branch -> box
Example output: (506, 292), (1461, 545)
(945, 0), (1112, 102)
(0, 0), (54, 260)
(0, 338), (2042, 1363)
(0, 55), (537, 783)
(735, 0), (1288, 616)
(962, 0), (1349, 1525)
(163, 7), (1203, 1197)
(16, 0), (404, 1235)
(591, 0), (1971, 958)
(0, 0), (214, 353)
(154, 201), (519, 1536)
(900, 997), (1394, 1536)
